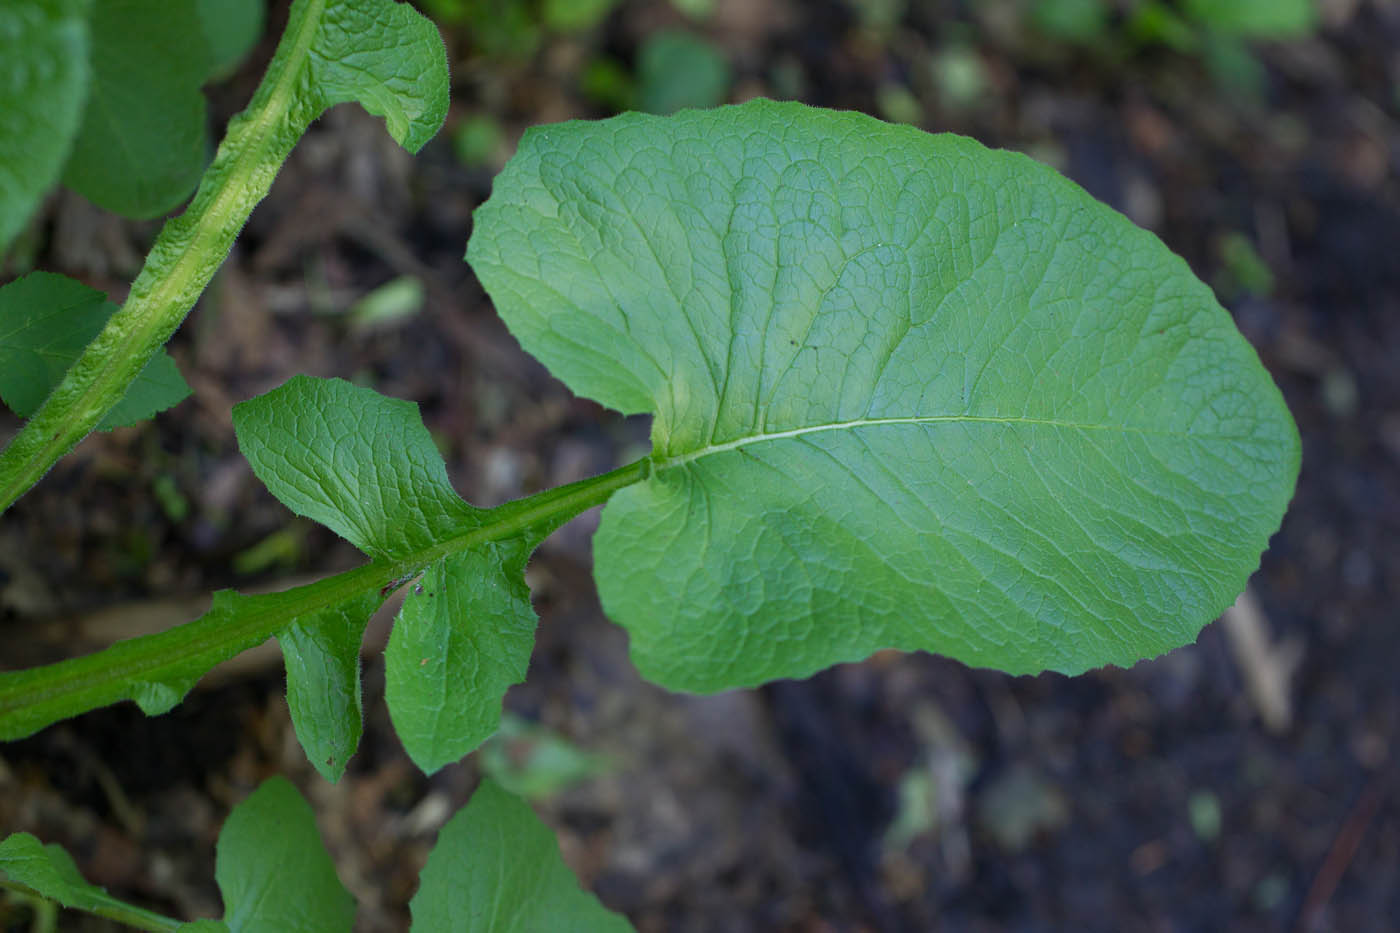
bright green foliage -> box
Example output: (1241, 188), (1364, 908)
(410, 780), (632, 932)
(0, 0), (89, 253)
(279, 592), (381, 782)
(0, 272), (190, 428)
(0, 833), (182, 931)
(637, 30), (731, 115)
(386, 541), (541, 774)
(468, 99), (1300, 690)
(61, 0), (212, 218)
(233, 376), (479, 561)
(213, 778), (355, 932)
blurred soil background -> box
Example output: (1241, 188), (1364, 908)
(2, 0), (1398, 929)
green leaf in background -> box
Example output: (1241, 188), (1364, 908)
(0, 0), (90, 253)
(0, 272), (191, 428)
(1030, 0), (1110, 43)
(214, 777), (355, 932)
(232, 375), (479, 561)
(0, 833), (184, 931)
(348, 274), (425, 332)
(1183, 0), (1317, 38)
(1127, 1), (1201, 52)
(637, 29), (731, 115)
(302, 0), (451, 153)
(385, 540), (540, 775)
(410, 780), (632, 932)
(542, 0), (619, 32)
(467, 99), (1300, 689)
(61, 0), (211, 218)
(197, 0), (266, 80)
(1201, 32), (1267, 98)
(280, 591), (383, 782)
(480, 714), (612, 799)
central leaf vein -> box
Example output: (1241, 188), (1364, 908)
(656, 413), (1198, 469)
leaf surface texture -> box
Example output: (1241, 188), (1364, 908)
(468, 99), (1300, 687)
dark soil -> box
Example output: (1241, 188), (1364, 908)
(3, 1), (1398, 930)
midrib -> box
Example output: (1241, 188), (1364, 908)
(655, 413), (1180, 469)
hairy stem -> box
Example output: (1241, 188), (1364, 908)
(0, 0), (331, 513)
(0, 458), (649, 740)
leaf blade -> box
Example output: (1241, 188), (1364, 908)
(279, 591), (382, 783)
(304, 0), (450, 153)
(409, 780), (631, 932)
(232, 375), (480, 560)
(214, 777), (354, 932)
(468, 99), (1300, 686)
(385, 541), (539, 775)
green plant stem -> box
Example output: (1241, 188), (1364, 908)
(0, 0), (332, 514)
(0, 880), (182, 932)
(0, 458), (649, 740)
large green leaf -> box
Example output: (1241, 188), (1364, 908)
(0, 0), (89, 252)
(467, 99), (1300, 688)
(61, 0), (211, 218)
(410, 780), (632, 932)
(385, 540), (540, 775)
(0, 272), (190, 428)
(214, 777), (355, 932)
